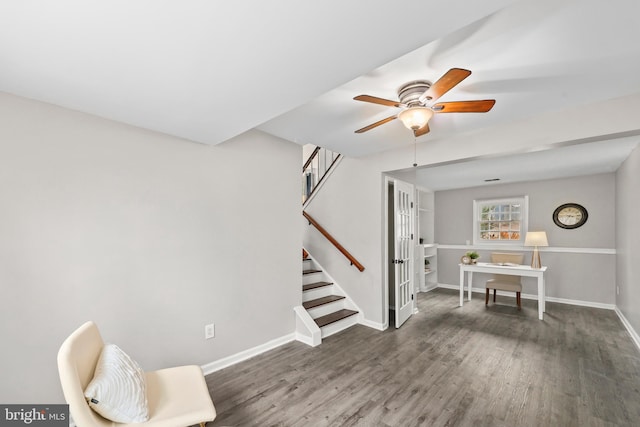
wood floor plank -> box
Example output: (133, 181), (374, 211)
(206, 288), (640, 426)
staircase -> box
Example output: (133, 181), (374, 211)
(300, 253), (359, 341)
(297, 147), (361, 346)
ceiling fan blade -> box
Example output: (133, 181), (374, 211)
(432, 99), (496, 113)
(354, 95), (403, 108)
(419, 68), (472, 103)
(413, 123), (430, 137)
(354, 115), (397, 133)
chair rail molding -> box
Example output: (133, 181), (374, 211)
(437, 244), (615, 255)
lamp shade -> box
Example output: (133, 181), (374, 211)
(397, 107), (434, 130)
(524, 231), (548, 247)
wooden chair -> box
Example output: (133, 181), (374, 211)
(58, 321), (216, 427)
(485, 252), (524, 310)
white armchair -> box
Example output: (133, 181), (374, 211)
(57, 321), (216, 427)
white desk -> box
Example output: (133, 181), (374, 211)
(459, 262), (548, 320)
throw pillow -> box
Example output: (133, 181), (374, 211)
(84, 343), (149, 423)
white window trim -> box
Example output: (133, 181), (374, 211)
(473, 195), (529, 246)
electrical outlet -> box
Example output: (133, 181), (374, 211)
(205, 323), (215, 339)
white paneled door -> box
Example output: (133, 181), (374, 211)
(394, 180), (414, 328)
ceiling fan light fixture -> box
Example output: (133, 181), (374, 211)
(398, 107), (433, 131)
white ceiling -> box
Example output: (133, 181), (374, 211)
(259, 0), (640, 158)
(2, 0), (640, 191)
(0, 0), (516, 145)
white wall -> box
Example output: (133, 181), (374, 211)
(434, 174), (617, 305)
(616, 143), (640, 332)
(0, 93), (302, 403)
(434, 174), (616, 248)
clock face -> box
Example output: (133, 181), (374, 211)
(553, 203), (588, 229)
(461, 255), (471, 264)
(558, 207), (582, 225)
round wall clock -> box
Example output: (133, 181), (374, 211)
(553, 203), (588, 229)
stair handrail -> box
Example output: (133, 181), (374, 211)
(302, 211), (365, 272)
(303, 146), (321, 171)
(302, 147), (342, 205)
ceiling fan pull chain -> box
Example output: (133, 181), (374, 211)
(413, 135), (417, 167)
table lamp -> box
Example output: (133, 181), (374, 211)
(525, 231), (548, 268)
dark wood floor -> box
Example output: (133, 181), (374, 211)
(204, 289), (640, 426)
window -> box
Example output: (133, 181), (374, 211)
(473, 196), (528, 245)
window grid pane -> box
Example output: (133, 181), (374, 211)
(477, 201), (524, 241)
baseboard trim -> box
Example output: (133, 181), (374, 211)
(295, 332), (316, 347)
(437, 283), (615, 310)
(359, 317), (386, 331)
(615, 307), (640, 352)
(421, 283), (439, 293)
(545, 295), (615, 310)
(201, 333), (295, 376)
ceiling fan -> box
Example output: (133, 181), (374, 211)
(354, 68), (495, 137)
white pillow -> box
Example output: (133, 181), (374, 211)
(84, 343), (149, 423)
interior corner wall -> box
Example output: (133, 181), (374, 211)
(434, 174), (616, 305)
(616, 142), (640, 332)
(302, 157), (385, 325)
(0, 93), (302, 403)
